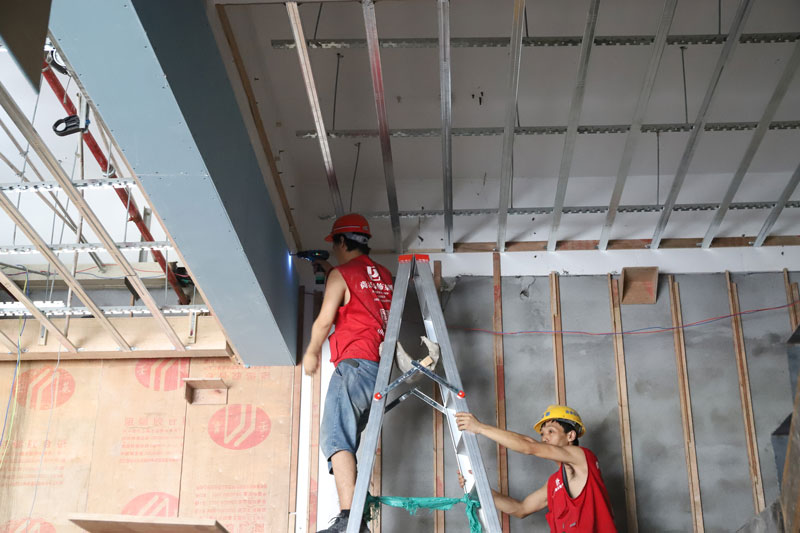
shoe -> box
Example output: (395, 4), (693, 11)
(317, 511), (370, 533)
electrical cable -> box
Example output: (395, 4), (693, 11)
(26, 344), (61, 528)
(455, 298), (799, 338)
(0, 267), (29, 472)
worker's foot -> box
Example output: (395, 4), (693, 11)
(317, 510), (370, 533)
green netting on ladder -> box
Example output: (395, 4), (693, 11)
(365, 493), (483, 533)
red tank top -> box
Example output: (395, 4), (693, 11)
(328, 255), (393, 366)
(546, 447), (617, 533)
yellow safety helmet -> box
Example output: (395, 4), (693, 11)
(533, 404), (586, 438)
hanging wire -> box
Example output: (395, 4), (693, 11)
(349, 142), (362, 212)
(164, 248), (170, 305)
(123, 186), (132, 242)
(680, 46), (689, 124)
(11, 71), (44, 245)
(332, 53), (343, 130)
(26, 344), (62, 529)
(656, 131), (661, 206)
(313, 3), (324, 40)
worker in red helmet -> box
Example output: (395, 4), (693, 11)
(304, 213), (393, 533)
(455, 405), (616, 533)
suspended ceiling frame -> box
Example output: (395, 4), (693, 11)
(214, 0), (800, 255)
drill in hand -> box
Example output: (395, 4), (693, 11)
(295, 250), (330, 284)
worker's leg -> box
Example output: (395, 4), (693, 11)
(330, 450), (357, 509)
(320, 359), (379, 510)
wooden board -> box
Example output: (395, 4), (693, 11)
(725, 273), (766, 514)
(620, 267), (658, 305)
(492, 253), (510, 532)
(0, 360), (102, 532)
(668, 277), (704, 533)
(69, 513), (228, 532)
(286, 286), (305, 533)
(179, 358), (294, 533)
(307, 292), (323, 533)
(549, 272), (566, 404)
(783, 269), (797, 330)
(0, 316), (230, 360)
(781, 368), (800, 531)
(608, 276), (638, 533)
(85, 359), (188, 516)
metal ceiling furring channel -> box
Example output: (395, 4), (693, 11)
(701, 39), (800, 248)
(362, 0), (402, 252)
(271, 32), (799, 50)
(754, 161), (800, 247)
(598, 0), (677, 251)
(649, 0), (755, 250)
(437, 0), (454, 254)
(547, 0), (600, 252)
(496, 0), (526, 252)
(286, 1), (344, 217)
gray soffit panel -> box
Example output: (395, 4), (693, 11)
(49, 0), (298, 365)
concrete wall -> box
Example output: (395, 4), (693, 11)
(344, 270), (797, 533)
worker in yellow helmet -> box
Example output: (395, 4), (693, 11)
(455, 405), (617, 532)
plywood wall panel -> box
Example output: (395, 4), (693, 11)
(0, 360), (101, 532)
(178, 358), (293, 533)
(86, 359), (188, 515)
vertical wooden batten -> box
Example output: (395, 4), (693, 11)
(608, 275), (639, 533)
(492, 253), (510, 532)
(725, 272), (766, 514)
(549, 272), (566, 404)
(287, 286), (305, 532)
(307, 292), (323, 533)
(668, 276), (705, 532)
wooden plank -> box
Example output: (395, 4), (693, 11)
(370, 436), (382, 533)
(0, 360), (102, 531)
(668, 276), (704, 532)
(215, 4), (302, 250)
(179, 358), (294, 532)
(725, 272), (766, 513)
(451, 235), (800, 253)
(432, 260), (445, 533)
(85, 359), (188, 516)
(0, 328), (16, 353)
(549, 272), (566, 404)
(308, 292), (323, 533)
(69, 513), (228, 532)
(783, 269), (797, 330)
(183, 379), (228, 405)
(0, 316), (229, 361)
(607, 275), (638, 533)
(492, 253), (510, 532)
(287, 286), (305, 533)
(793, 283), (800, 334)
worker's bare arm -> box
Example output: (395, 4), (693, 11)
(513, 484), (548, 518)
(455, 413), (584, 466)
(303, 270), (347, 375)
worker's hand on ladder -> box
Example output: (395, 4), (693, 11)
(455, 412), (484, 434)
(303, 350), (320, 376)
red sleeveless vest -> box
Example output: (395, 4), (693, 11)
(546, 447), (617, 533)
(328, 255), (393, 366)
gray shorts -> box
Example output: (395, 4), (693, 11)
(320, 358), (379, 474)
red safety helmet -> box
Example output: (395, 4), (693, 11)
(325, 213), (372, 242)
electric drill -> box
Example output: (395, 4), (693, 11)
(295, 250), (330, 284)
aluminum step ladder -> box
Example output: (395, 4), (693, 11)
(347, 254), (502, 533)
